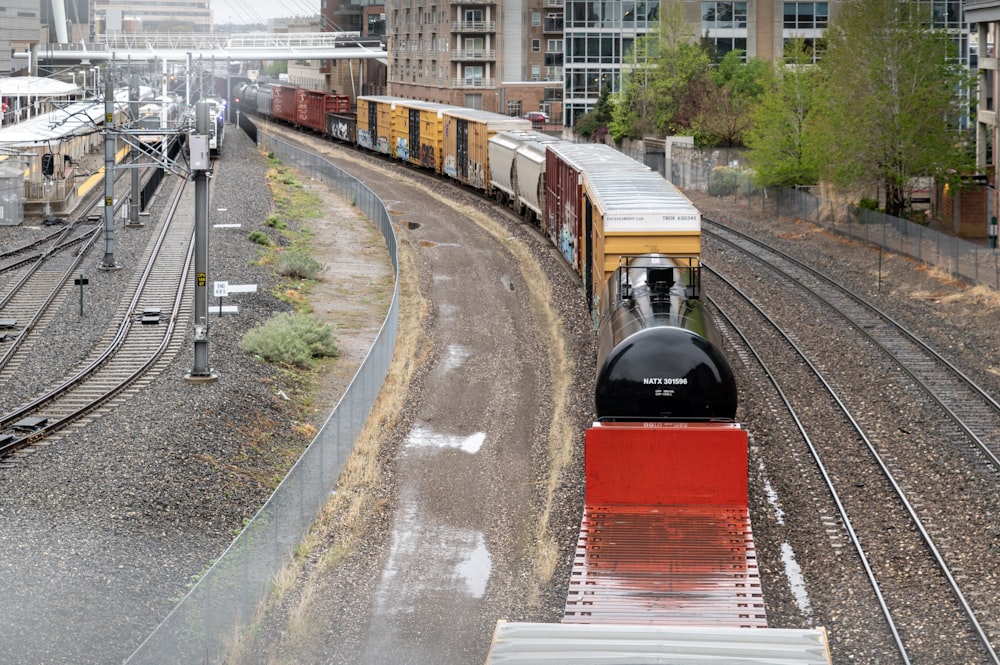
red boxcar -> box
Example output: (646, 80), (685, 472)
(270, 84), (298, 124)
(544, 144), (586, 279)
(296, 90), (353, 132)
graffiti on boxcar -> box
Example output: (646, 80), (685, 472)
(358, 129), (374, 151)
(396, 137), (410, 161)
(419, 144), (435, 169)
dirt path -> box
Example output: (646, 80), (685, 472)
(236, 130), (593, 665)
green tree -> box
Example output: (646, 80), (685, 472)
(575, 85), (615, 140)
(609, 0), (712, 142)
(692, 50), (769, 147)
(745, 41), (821, 186)
(814, 0), (971, 216)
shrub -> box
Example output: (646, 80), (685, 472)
(248, 230), (270, 245)
(858, 196), (880, 211)
(240, 312), (338, 368)
(276, 251), (325, 280)
(265, 214), (287, 229)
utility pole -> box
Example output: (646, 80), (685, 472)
(100, 77), (118, 270)
(127, 71), (141, 226)
(184, 100), (218, 384)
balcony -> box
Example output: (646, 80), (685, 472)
(451, 20), (495, 32)
(450, 0), (497, 4)
(543, 0), (563, 7)
(451, 77), (495, 88)
(544, 52), (563, 66)
(544, 16), (563, 32)
(452, 49), (495, 60)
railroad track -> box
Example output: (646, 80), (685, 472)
(705, 217), (1000, 664)
(0, 162), (157, 376)
(0, 170), (198, 457)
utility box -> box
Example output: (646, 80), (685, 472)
(189, 134), (210, 170)
(0, 164), (24, 226)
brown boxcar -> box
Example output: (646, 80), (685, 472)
(544, 142), (588, 281)
(296, 90), (353, 133)
(296, 89), (329, 133)
(270, 84), (298, 125)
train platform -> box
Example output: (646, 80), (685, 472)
(0, 90), (142, 224)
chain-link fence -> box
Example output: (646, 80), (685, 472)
(667, 144), (1000, 290)
(124, 132), (400, 664)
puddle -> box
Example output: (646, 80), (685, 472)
(437, 344), (470, 374)
(405, 424), (486, 454)
(781, 541), (813, 620)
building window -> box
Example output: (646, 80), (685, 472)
(782, 37), (824, 63)
(547, 38), (562, 52)
(702, 1), (748, 29)
(531, 65), (541, 80)
(532, 39), (541, 52)
(782, 2), (828, 29)
(465, 65), (484, 83)
(532, 12), (541, 26)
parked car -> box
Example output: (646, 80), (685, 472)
(523, 111), (549, 123)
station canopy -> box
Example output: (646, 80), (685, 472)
(0, 76), (81, 97)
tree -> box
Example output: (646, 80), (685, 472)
(814, 0), (971, 216)
(691, 50), (769, 147)
(575, 86), (615, 140)
(745, 41), (822, 186)
(609, 0), (713, 142)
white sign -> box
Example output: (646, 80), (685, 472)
(213, 280), (229, 297)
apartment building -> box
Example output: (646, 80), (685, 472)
(0, 0), (40, 75)
(968, 0), (1000, 222)
(563, 0), (847, 125)
(382, 0), (563, 118)
(378, 0), (847, 125)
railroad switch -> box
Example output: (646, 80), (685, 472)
(140, 308), (162, 325)
(12, 417), (47, 432)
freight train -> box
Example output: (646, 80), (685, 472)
(233, 83), (833, 663)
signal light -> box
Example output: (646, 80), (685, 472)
(41, 153), (54, 177)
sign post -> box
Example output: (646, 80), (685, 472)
(74, 274), (88, 316)
(214, 280), (228, 315)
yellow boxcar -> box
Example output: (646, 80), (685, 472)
(389, 99), (460, 173)
(356, 95), (403, 156)
(441, 108), (530, 191)
(581, 153), (701, 311)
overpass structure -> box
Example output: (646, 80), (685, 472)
(28, 32), (388, 66)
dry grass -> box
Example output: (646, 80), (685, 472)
(223, 193), (432, 663)
(906, 263), (1000, 310)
